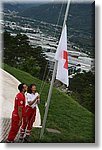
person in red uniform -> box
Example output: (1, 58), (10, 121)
(19, 84), (40, 142)
(6, 83), (27, 143)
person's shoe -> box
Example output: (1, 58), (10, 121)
(6, 140), (14, 143)
(24, 135), (31, 143)
(18, 136), (24, 143)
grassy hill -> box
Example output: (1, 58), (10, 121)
(4, 64), (95, 143)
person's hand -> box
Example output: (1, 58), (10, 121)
(36, 96), (39, 100)
(37, 99), (40, 104)
(38, 94), (40, 99)
(36, 94), (40, 100)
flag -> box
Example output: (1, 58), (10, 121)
(55, 24), (69, 87)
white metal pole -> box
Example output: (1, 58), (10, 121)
(40, 0), (71, 139)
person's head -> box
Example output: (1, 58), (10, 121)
(27, 84), (36, 94)
(18, 83), (27, 93)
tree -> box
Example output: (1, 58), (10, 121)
(20, 56), (40, 78)
(31, 46), (49, 79)
(69, 71), (95, 113)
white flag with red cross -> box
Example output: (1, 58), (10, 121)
(55, 24), (69, 87)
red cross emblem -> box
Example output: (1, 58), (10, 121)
(63, 50), (68, 69)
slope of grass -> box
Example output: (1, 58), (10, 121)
(4, 64), (95, 143)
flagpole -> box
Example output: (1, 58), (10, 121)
(40, 0), (71, 139)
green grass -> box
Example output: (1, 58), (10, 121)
(4, 64), (95, 143)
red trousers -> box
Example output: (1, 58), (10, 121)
(7, 111), (20, 142)
(21, 105), (36, 136)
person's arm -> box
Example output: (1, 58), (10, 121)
(17, 95), (24, 126)
(18, 106), (23, 126)
(37, 95), (40, 104)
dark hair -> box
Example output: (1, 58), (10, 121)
(27, 84), (36, 94)
(18, 83), (25, 92)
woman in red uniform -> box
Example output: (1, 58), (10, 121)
(20, 84), (40, 142)
(7, 83), (27, 143)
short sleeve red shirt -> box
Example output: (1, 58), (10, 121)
(14, 92), (25, 112)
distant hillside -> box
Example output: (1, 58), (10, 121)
(20, 3), (66, 26)
(18, 2), (94, 34)
(3, 2), (95, 34)
(3, 3), (40, 13)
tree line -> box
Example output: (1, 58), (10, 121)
(3, 31), (49, 80)
(69, 71), (95, 114)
